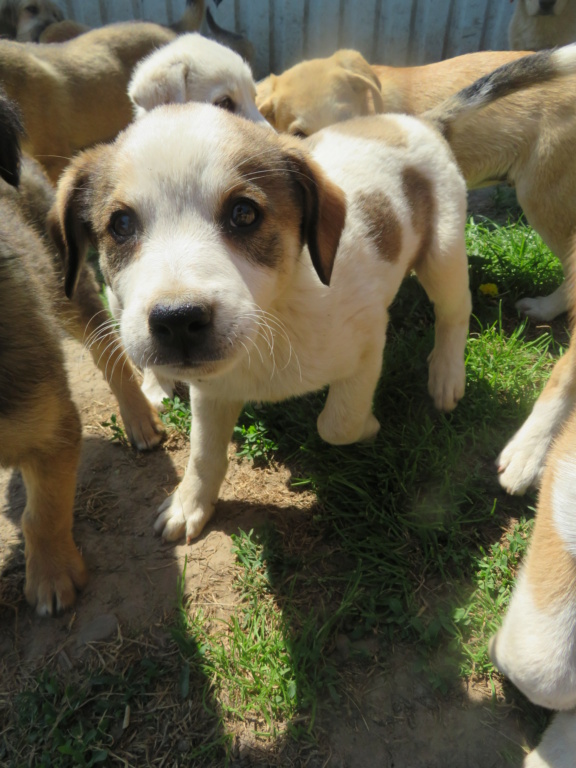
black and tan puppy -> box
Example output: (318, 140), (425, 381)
(0, 90), (163, 615)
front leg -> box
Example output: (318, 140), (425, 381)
(154, 392), (243, 543)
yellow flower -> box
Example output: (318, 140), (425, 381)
(478, 283), (498, 297)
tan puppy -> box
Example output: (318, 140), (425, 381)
(0, 12), (203, 182)
(257, 46), (576, 322)
(490, 329), (576, 764)
(509, 0), (576, 50)
(0, 0), (63, 41)
(51, 101), (472, 544)
(0, 90), (161, 615)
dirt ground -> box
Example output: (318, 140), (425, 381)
(0, 334), (541, 767)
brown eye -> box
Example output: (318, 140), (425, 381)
(109, 210), (136, 241)
(292, 129), (307, 139)
(215, 96), (235, 113)
(230, 200), (258, 229)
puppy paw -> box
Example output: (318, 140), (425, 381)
(141, 368), (176, 412)
(497, 434), (548, 495)
(317, 409), (380, 445)
(25, 537), (88, 617)
(154, 491), (213, 543)
(119, 393), (165, 451)
(515, 295), (564, 323)
(427, 355), (465, 412)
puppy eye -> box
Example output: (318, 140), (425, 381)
(109, 210), (137, 240)
(292, 129), (307, 139)
(215, 96), (235, 113)
(230, 199), (259, 229)
(24, 4), (39, 13)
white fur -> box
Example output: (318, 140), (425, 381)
(509, 0), (576, 50)
(524, 711), (576, 768)
(77, 103), (471, 543)
(128, 32), (268, 125)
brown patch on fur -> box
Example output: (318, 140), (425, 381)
(355, 191), (402, 263)
(401, 166), (435, 269)
(330, 115), (408, 148)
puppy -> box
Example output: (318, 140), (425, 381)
(0, 91), (85, 616)
(489, 358), (576, 766)
(0, 13), (201, 182)
(51, 98), (472, 543)
(126, 31), (270, 408)
(0, 0), (63, 41)
(257, 46), (576, 322)
(128, 33), (267, 123)
(0, 89), (164, 614)
(509, 0), (576, 50)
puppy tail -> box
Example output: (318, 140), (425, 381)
(171, 0), (204, 33)
(427, 43), (576, 137)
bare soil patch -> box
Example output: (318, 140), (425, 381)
(0, 339), (540, 766)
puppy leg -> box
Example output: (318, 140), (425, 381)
(414, 242), (471, 411)
(155, 392), (243, 543)
(524, 711), (576, 768)
(317, 340), (383, 445)
(516, 282), (569, 323)
(62, 268), (165, 450)
(498, 348), (576, 494)
(10, 391), (88, 616)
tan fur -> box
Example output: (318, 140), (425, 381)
(0, 18), (203, 182)
(39, 19), (90, 43)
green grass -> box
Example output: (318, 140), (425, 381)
(10, 213), (564, 763)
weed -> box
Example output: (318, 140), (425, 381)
(160, 395), (192, 433)
(100, 414), (128, 446)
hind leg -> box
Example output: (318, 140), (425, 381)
(414, 240), (471, 411)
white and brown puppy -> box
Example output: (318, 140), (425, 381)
(490, 389), (576, 766)
(52, 103), (471, 543)
(509, 0), (576, 50)
(0, 0), (63, 41)
(126, 32), (270, 407)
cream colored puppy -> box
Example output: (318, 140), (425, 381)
(52, 103), (471, 542)
(509, 0), (576, 50)
(490, 403), (576, 766)
(128, 32), (266, 123)
(0, 0), (63, 42)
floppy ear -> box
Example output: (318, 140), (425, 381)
(50, 149), (103, 298)
(129, 63), (188, 113)
(0, 91), (24, 187)
(281, 139), (347, 286)
(334, 49), (384, 113)
(255, 75), (277, 124)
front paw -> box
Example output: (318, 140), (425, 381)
(119, 394), (165, 451)
(154, 488), (214, 543)
(427, 353), (465, 412)
(25, 536), (88, 616)
(497, 434), (548, 495)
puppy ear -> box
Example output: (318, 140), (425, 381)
(255, 75), (277, 124)
(129, 63), (188, 113)
(282, 139), (347, 286)
(50, 149), (102, 298)
(334, 49), (384, 113)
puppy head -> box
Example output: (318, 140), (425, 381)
(53, 103), (346, 381)
(13, 0), (64, 42)
(128, 33), (268, 127)
(523, 0), (567, 16)
(256, 49), (383, 136)
(0, 87), (24, 187)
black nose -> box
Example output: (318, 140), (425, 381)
(148, 303), (212, 349)
(539, 0), (556, 14)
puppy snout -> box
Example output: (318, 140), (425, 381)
(538, 0), (556, 14)
(149, 302), (212, 349)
